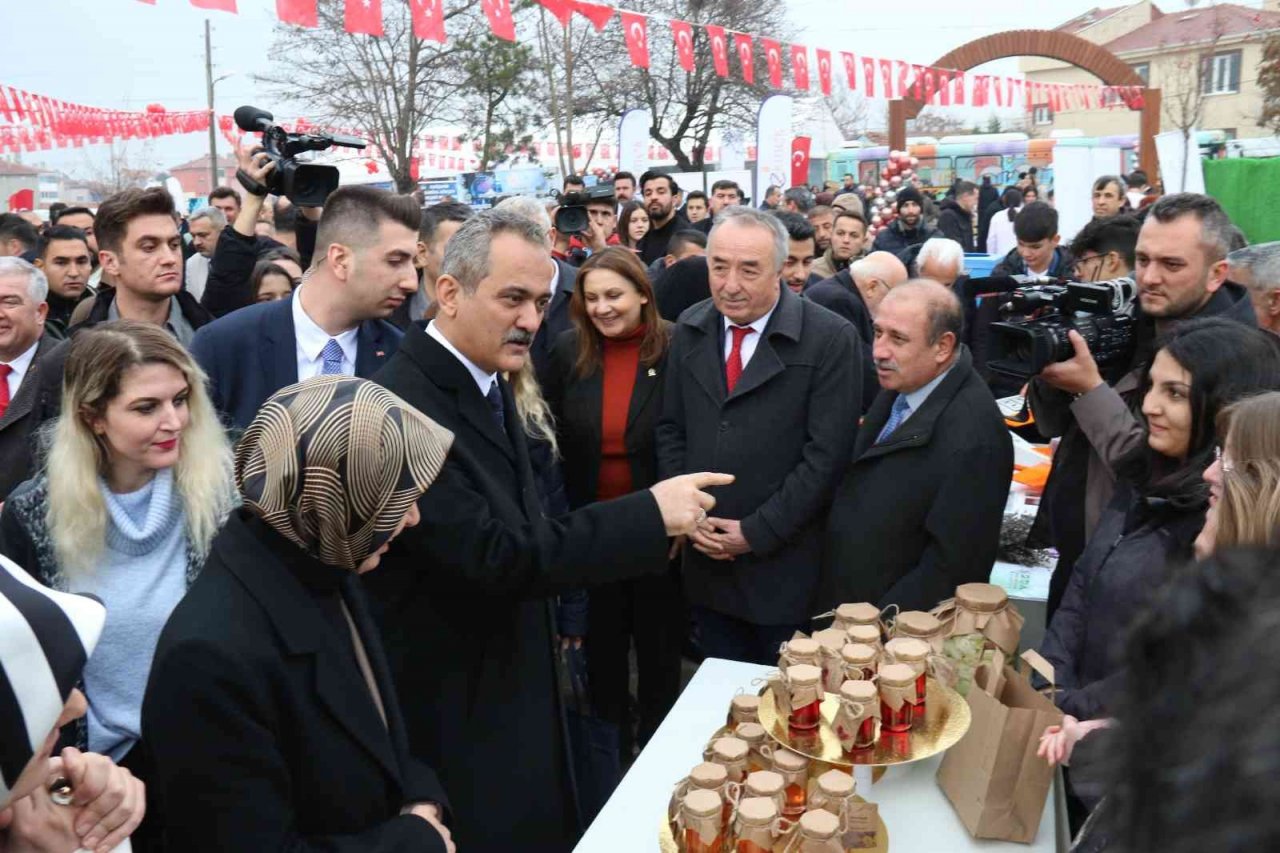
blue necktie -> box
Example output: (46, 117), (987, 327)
(876, 395), (911, 444)
(485, 380), (505, 429)
(320, 338), (345, 376)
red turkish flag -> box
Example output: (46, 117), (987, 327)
(896, 61), (910, 99)
(953, 70), (965, 105)
(938, 70), (951, 106)
(572, 1), (614, 32)
(8, 189), (34, 211)
(733, 34), (754, 85)
(840, 52), (856, 90)
(670, 20), (695, 71)
(790, 45), (810, 90)
(761, 39), (783, 88)
(879, 59), (893, 98)
(621, 12), (649, 68)
(536, 0), (572, 25)
(972, 75), (987, 107)
(483, 0), (516, 41)
(706, 25), (729, 78)
(0, 89), (13, 124)
(790, 137), (811, 188)
(190, 0), (237, 11)
(816, 49), (833, 96)
(410, 0), (446, 42)
(861, 56), (876, 97)
(277, 0), (317, 26)
(344, 0), (382, 35)
(924, 68), (937, 103)
(911, 65), (924, 99)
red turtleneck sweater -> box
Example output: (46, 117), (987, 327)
(596, 324), (646, 501)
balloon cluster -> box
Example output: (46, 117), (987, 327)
(590, 166), (616, 183)
(858, 151), (919, 241)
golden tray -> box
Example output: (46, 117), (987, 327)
(757, 677), (971, 768)
(659, 792), (888, 852)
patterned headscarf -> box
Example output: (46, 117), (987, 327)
(235, 376), (454, 571)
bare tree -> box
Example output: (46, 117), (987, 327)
(1162, 8), (1228, 191)
(1258, 33), (1280, 134)
(78, 141), (156, 195)
(259, 0), (470, 192)
(453, 35), (539, 171)
(906, 109), (967, 136)
(825, 92), (871, 140)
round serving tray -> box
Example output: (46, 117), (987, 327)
(757, 676), (971, 768)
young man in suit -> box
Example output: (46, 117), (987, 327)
(368, 209), (729, 853)
(656, 207), (862, 665)
(191, 182), (419, 431)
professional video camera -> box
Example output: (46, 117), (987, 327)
(986, 276), (1138, 379)
(554, 185), (616, 234)
(233, 106), (366, 207)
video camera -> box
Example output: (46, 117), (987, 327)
(233, 106), (366, 207)
(986, 276), (1138, 379)
(554, 185), (616, 234)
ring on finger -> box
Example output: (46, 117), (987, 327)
(695, 509), (708, 525)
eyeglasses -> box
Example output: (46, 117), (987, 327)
(1072, 254), (1104, 279)
(1214, 445), (1235, 474)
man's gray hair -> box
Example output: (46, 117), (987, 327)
(442, 208), (550, 294)
(1228, 242), (1280, 292)
(708, 206), (788, 273)
(917, 238), (966, 275)
(493, 195), (551, 236)
(188, 206), (227, 230)
(0, 256), (48, 303)
(783, 186), (815, 213)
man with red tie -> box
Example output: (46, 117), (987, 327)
(0, 258), (57, 501)
(656, 207), (862, 664)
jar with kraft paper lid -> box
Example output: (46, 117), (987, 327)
(708, 736), (750, 784)
(892, 610), (946, 654)
(878, 663), (917, 732)
(844, 623), (882, 652)
(784, 664), (824, 731)
(778, 637), (822, 670)
(811, 627), (849, 692)
(883, 637), (931, 710)
(680, 788), (725, 853)
(769, 747), (810, 819)
(796, 809), (843, 852)
(809, 769), (855, 822)
(735, 722), (768, 773)
(732, 797), (788, 853)
(833, 680), (878, 751)
(742, 771), (786, 825)
(729, 693), (761, 727)
(840, 642), (878, 683)
(832, 602), (882, 632)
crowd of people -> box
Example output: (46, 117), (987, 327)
(0, 139), (1279, 853)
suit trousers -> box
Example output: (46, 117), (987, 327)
(585, 568), (685, 761)
(691, 605), (806, 667)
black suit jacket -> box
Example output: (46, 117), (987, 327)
(544, 326), (668, 508)
(0, 335), (57, 500)
(803, 270), (878, 413)
(529, 258), (578, 389)
(819, 346), (1014, 612)
(190, 293), (402, 430)
(368, 329), (668, 852)
(656, 284), (861, 624)
(142, 511), (449, 852)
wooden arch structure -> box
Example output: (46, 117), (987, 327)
(888, 29), (1161, 179)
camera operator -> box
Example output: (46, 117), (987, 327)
(201, 142), (322, 318)
(1028, 196), (1256, 617)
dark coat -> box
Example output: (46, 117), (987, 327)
(367, 329), (669, 853)
(819, 346), (1014, 612)
(0, 335), (57, 501)
(190, 293), (402, 431)
(656, 284), (861, 625)
(802, 271), (878, 413)
(200, 225), (292, 318)
(654, 256), (712, 323)
(1038, 481), (1205, 720)
(991, 245), (1073, 279)
(142, 511), (450, 853)
(935, 199), (979, 253)
(529, 258), (578, 390)
(870, 218), (936, 259)
(637, 211), (691, 266)
(544, 325), (668, 509)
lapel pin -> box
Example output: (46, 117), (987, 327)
(648, 368), (657, 377)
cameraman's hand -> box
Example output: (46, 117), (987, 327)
(1039, 331), (1104, 396)
(585, 219), (610, 252)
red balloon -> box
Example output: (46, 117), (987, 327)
(145, 103), (166, 114)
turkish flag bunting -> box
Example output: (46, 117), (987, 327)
(924, 68), (936, 103)
(879, 59), (893, 99)
(572, 1), (613, 32)
(0, 89), (14, 124)
(733, 34), (754, 84)
(953, 70), (965, 105)
(190, 0), (237, 10)
(620, 12), (649, 68)
(896, 61), (910, 99)
(761, 39), (783, 88)
(817, 49), (833, 96)
(277, 0), (316, 26)
(861, 56), (876, 97)
(706, 25), (729, 77)
(482, 0), (516, 40)
(670, 20), (695, 71)
(912, 65), (924, 100)
(841, 52), (857, 90)
(790, 45), (810, 90)
(938, 70), (951, 106)
(411, 0), (446, 42)
(1005, 76), (1014, 107)
(973, 75), (987, 107)
(536, 0), (574, 26)
(791, 136), (811, 188)
(344, 0), (382, 35)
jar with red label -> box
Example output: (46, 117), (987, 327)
(878, 663), (917, 733)
(784, 664), (824, 731)
(834, 680), (878, 750)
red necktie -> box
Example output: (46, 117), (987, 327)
(0, 364), (11, 420)
(725, 325), (754, 394)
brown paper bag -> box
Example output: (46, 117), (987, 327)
(936, 650), (1062, 844)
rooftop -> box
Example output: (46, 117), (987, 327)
(168, 153), (236, 173)
(1106, 3), (1280, 52)
(0, 160), (40, 177)
(1055, 6), (1128, 34)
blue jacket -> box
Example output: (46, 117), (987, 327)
(190, 295), (403, 431)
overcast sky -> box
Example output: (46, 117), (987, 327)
(4, 0), (1208, 177)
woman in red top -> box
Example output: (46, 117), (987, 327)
(545, 247), (677, 765)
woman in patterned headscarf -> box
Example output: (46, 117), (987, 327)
(143, 376), (458, 852)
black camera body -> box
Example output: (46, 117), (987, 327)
(233, 106), (366, 207)
(554, 185), (616, 234)
(987, 277), (1138, 379)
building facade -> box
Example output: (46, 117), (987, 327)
(0, 160), (40, 212)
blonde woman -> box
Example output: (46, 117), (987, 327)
(0, 320), (235, 772)
(1196, 391), (1280, 557)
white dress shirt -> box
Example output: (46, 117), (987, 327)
(721, 297), (779, 371)
(185, 254), (210, 302)
(547, 257), (560, 302)
(899, 361), (956, 427)
(292, 287), (358, 380)
(425, 320), (497, 399)
(1, 339), (38, 402)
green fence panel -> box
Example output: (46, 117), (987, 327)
(1204, 158), (1280, 244)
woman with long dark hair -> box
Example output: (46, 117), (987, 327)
(618, 202), (649, 251)
(544, 247), (678, 763)
(985, 186), (1025, 256)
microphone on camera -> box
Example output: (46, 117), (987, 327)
(234, 105), (274, 134)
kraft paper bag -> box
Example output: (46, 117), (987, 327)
(936, 650), (1062, 844)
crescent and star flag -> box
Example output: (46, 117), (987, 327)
(670, 20), (695, 71)
(790, 45), (810, 91)
(791, 136), (811, 188)
(734, 33), (754, 85)
(707, 25), (729, 77)
(762, 38), (783, 88)
(621, 12), (650, 68)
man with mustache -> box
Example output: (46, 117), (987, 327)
(369, 208), (731, 851)
(819, 280), (1012, 611)
(636, 170), (689, 266)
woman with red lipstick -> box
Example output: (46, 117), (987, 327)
(0, 321), (235, 787)
(1040, 319), (1280, 723)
